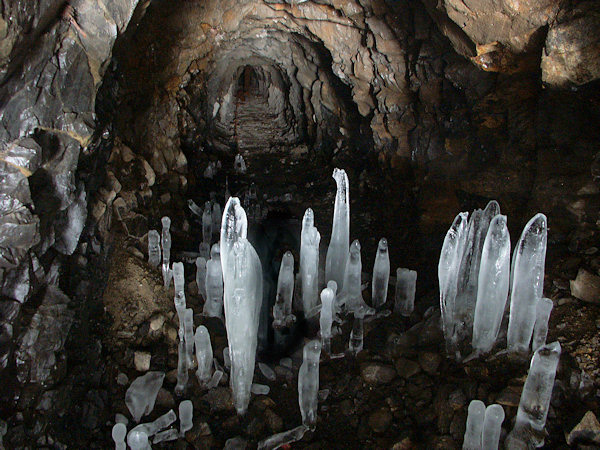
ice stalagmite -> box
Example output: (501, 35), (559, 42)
(348, 316), (363, 355)
(506, 341), (561, 448)
(394, 268), (417, 316)
(130, 409), (176, 438)
(472, 215), (511, 354)
(223, 239), (263, 415)
(343, 240), (374, 317)
(161, 216), (172, 288)
(220, 197), (248, 283)
(371, 238), (390, 309)
(195, 257), (207, 300)
(173, 262), (186, 334)
(202, 201), (212, 244)
(212, 202), (222, 237)
(234, 154), (247, 174)
(183, 308), (194, 366)
(463, 399), (485, 449)
(147, 230), (161, 269)
(439, 212), (469, 358)
(203, 258), (223, 318)
(112, 423), (126, 450)
(298, 340), (322, 430)
(300, 209), (320, 316)
(273, 251), (295, 328)
(179, 400), (193, 436)
(319, 288), (334, 353)
(127, 430), (151, 450)
(174, 337), (188, 396)
(507, 213), (547, 353)
(482, 404), (504, 449)
(195, 325), (213, 385)
(325, 168), (350, 290)
(532, 297), (553, 352)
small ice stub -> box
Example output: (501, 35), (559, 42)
(204, 258), (224, 318)
(212, 202), (222, 236)
(298, 340), (322, 430)
(507, 213), (547, 353)
(173, 262), (186, 334)
(439, 212), (469, 357)
(348, 316), (363, 355)
(273, 251), (295, 328)
(202, 201), (212, 244)
(184, 308), (194, 366)
(153, 429), (178, 444)
(127, 429), (151, 450)
(161, 217), (172, 288)
(482, 404), (504, 449)
(224, 238), (263, 415)
(371, 238), (390, 309)
(319, 288), (334, 353)
(187, 199), (203, 219)
(112, 422), (126, 450)
(342, 240), (374, 317)
(325, 168), (350, 291)
(463, 399), (485, 449)
(174, 337), (188, 396)
(131, 409), (176, 437)
(179, 400), (193, 436)
(251, 383), (270, 395)
(300, 210), (320, 316)
(531, 297), (553, 352)
(125, 371), (165, 422)
(506, 341), (561, 448)
(258, 362), (276, 381)
(147, 230), (161, 269)
(195, 325), (213, 385)
(472, 215), (511, 354)
(195, 257), (207, 300)
(394, 268), (417, 316)
(257, 425), (309, 450)
(234, 154), (247, 174)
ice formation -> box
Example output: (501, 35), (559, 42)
(183, 308), (194, 366)
(319, 287), (334, 353)
(125, 371), (165, 422)
(112, 422), (126, 450)
(223, 238), (263, 415)
(204, 161), (217, 179)
(258, 362), (276, 381)
(172, 262), (186, 334)
(179, 400), (193, 436)
(220, 197), (248, 282)
(273, 251), (295, 327)
(161, 216), (172, 288)
(174, 337), (188, 396)
(223, 347), (231, 369)
(532, 297), (553, 352)
(147, 230), (161, 269)
(203, 258), (224, 318)
(257, 425), (309, 450)
(394, 268), (417, 316)
(202, 201), (212, 244)
(325, 168), (350, 290)
(371, 238), (390, 309)
(195, 325), (213, 385)
(472, 214), (510, 354)
(300, 209), (320, 316)
(195, 257), (207, 300)
(506, 341), (561, 448)
(234, 154), (247, 174)
(153, 429), (178, 444)
(127, 429), (151, 450)
(298, 340), (322, 430)
(507, 213), (547, 353)
(342, 240), (374, 316)
(482, 404), (505, 449)
(187, 199), (203, 219)
(348, 316), (363, 355)
(463, 399), (485, 449)
(131, 409), (176, 437)
(199, 242), (210, 260)
(251, 383), (270, 395)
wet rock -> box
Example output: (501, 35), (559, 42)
(134, 351), (151, 372)
(368, 406), (392, 433)
(570, 268), (600, 304)
(360, 363), (396, 385)
(202, 387), (234, 413)
(418, 352), (442, 375)
(117, 373), (129, 385)
(567, 411), (600, 446)
(155, 387), (175, 409)
(394, 357), (421, 379)
(185, 421), (213, 448)
(264, 408), (283, 433)
(495, 385), (522, 407)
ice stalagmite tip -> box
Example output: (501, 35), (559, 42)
(463, 399), (485, 449)
(325, 168), (350, 291)
(371, 238), (390, 309)
(220, 197), (248, 282)
(472, 214), (510, 354)
(195, 325), (213, 385)
(273, 251), (295, 328)
(507, 213), (547, 353)
(161, 216), (172, 288)
(319, 287), (334, 353)
(300, 208), (320, 316)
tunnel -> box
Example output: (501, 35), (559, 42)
(0, 0), (599, 447)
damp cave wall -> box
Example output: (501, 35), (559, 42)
(0, 0), (599, 442)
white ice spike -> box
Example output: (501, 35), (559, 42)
(325, 168), (350, 290)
